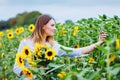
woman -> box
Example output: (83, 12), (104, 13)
(13, 14), (106, 79)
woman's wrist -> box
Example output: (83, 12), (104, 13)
(96, 40), (103, 46)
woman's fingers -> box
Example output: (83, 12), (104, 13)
(99, 31), (107, 41)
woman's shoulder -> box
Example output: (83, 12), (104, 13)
(53, 41), (58, 45)
(20, 38), (32, 44)
(53, 41), (60, 47)
(20, 38), (27, 43)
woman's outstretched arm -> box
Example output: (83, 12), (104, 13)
(81, 31), (106, 54)
(53, 31), (106, 57)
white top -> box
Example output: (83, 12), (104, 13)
(13, 39), (83, 78)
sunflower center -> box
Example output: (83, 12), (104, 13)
(19, 57), (22, 63)
(9, 34), (11, 37)
(27, 71), (31, 75)
(25, 49), (29, 55)
(47, 51), (52, 56)
(30, 27), (33, 29)
(74, 45), (78, 48)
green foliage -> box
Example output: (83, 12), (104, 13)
(0, 15), (120, 80)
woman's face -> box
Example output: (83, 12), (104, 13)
(43, 19), (56, 36)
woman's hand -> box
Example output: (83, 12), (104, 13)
(97, 31), (107, 45)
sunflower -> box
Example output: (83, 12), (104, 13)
(19, 27), (24, 33)
(19, 37), (23, 41)
(45, 48), (56, 60)
(6, 29), (11, 33)
(0, 31), (4, 37)
(34, 43), (49, 57)
(109, 55), (115, 62)
(73, 26), (79, 36)
(29, 24), (35, 32)
(88, 58), (94, 63)
(74, 44), (80, 49)
(22, 46), (32, 58)
(4, 65), (7, 70)
(34, 43), (42, 56)
(27, 58), (36, 65)
(116, 39), (120, 49)
(21, 67), (33, 79)
(15, 53), (24, 67)
(57, 71), (66, 78)
(60, 29), (67, 36)
(0, 43), (2, 47)
(15, 28), (20, 35)
(7, 32), (14, 39)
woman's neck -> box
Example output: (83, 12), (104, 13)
(39, 34), (47, 45)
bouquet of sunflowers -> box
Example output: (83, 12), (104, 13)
(15, 43), (57, 79)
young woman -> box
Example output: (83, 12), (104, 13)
(13, 14), (106, 79)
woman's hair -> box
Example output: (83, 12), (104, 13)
(30, 14), (54, 46)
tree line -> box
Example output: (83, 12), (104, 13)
(0, 11), (42, 31)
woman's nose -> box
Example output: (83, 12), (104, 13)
(54, 27), (56, 31)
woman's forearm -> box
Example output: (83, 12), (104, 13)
(81, 41), (103, 54)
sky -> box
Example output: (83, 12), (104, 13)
(0, 0), (120, 23)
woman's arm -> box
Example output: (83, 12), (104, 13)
(81, 31), (106, 54)
(53, 31), (106, 57)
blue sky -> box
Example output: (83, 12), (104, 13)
(0, 0), (120, 23)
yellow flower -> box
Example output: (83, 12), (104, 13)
(27, 58), (36, 65)
(57, 73), (63, 78)
(45, 48), (56, 60)
(34, 43), (42, 56)
(57, 71), (66, 78)
(22, 46), (32, 58)
(34, 43), (49, 57)
(0, 43), (2, 47)
(19, 27), (24, 33)
(15, 28), (20, 35)
(34, 54), (38, 60)
(7, 32), (14, 39)
(19, 37), (23, 41)
(1, 53), (4, 58)
(2, 78), (7, 80)
(22, 67), (33, 79)
(74, 44), (80, 49)
(0, 31), (4, 37)
(15, 53), (24, 68)
(109, 55), (115, 62)
(29, 24), (35, 32)
(116, 39), (120, 49)
(73, 26), (79, 36)
(60, 29), (67, 36)
(61, 71), (66, 76)
(88, 58), (94, 63)
(74, 57), (80, 62)
(4, 65), (7, 70)
(6, 29), (11, 33)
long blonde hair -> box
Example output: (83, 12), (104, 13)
(30, 14), (54, 46)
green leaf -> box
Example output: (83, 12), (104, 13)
(110, 64), (120, 75)
(97, 46), (108, 53)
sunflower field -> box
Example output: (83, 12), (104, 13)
(0, 15), (120, 80)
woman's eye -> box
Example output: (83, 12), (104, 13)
(51, 24), (54, 27)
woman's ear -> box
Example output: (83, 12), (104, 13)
(42, 25), (46, 30)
